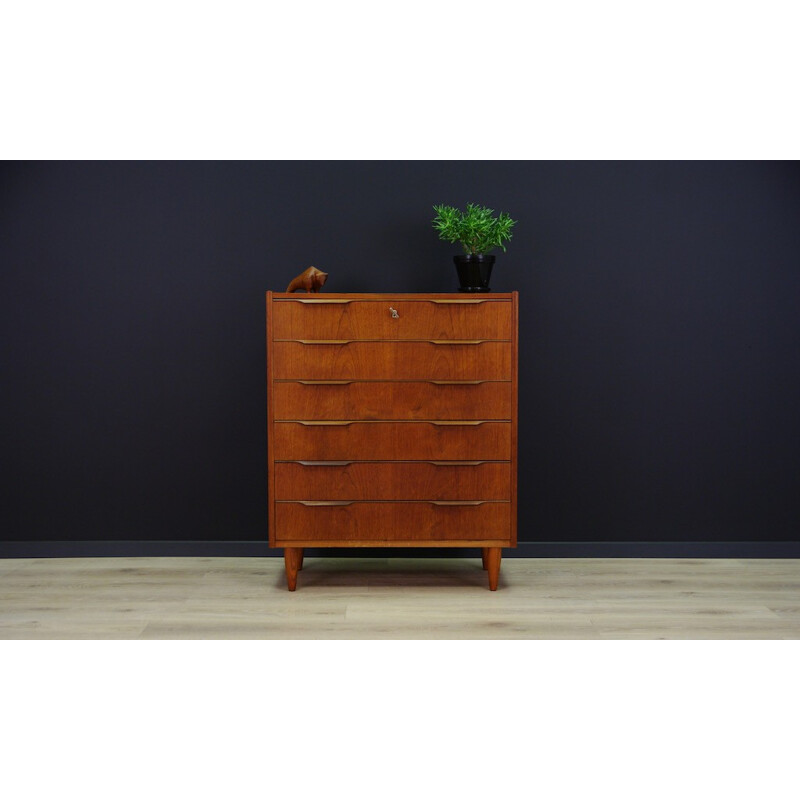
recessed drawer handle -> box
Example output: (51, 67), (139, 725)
(429, 420), (488, 426)
(430, 299), (491, 304)
(429, 380), (486, 385)
(429, 461), (487, 466)
(287, 420), (491, 426)
(294, 420), (353, 426)
(296, 500), (355, 506)
(429, 500), (487, 506)
(284, 299), (353, 304)
(297, 461), (354, 466)
(288, 340), (490, 345)
(293, 339), (353, 344)
(296, 380), (353, 385)
(430, 340), (487, 345)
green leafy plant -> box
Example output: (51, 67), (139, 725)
(432, 203), (517, 255)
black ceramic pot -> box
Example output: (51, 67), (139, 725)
(454, 254), (495, 292)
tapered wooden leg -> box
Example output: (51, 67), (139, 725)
(486, 547), (502, 591)
(481, 548), (489, 570)
(284, 547), (303, 591)
(297, 549), (304, 571)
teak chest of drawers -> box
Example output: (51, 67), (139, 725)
(265, 292), (518, 590)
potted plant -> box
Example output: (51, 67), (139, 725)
(432, 203), (517, 292)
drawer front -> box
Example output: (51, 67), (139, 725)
(272, 340), (511, 380)
(274, 460), (511, 500)
(272, 380), (512, 420)
(272, 298), (512, 340)
(272, 421), (511, 460)
(274, 500), (511, 543)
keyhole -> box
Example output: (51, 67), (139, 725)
(390, 307), (399, 318)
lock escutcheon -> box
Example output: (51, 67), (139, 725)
(389, 307), (399, 318)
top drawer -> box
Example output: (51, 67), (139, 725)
(272, 297), (512, 340)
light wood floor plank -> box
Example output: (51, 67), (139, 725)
(1, 556), (799, 639)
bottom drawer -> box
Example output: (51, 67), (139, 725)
(274, 501), (511, 543)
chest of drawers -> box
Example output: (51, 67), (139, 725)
(265, 292), (518, 590)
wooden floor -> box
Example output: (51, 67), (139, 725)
(1, 556), (799, 639)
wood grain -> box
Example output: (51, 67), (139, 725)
(272, 421), (511, 460)
(272, 297), (513, 340)
(271, 340), (511, 381)
(267, 291), (276, 547)
(274, 460), (511, 500)
(272, 380), (512, 421)
(275, 501), (512, 542)
(2, 557), (799, 639)
(510, 291), (518, 547)
(266, 291), (518, 588)
(271, 539), (511, 548)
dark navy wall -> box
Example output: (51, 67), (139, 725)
(1, 161), (799, 545)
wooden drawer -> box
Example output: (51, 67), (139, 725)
(271, 340), (511, 380)
(274, 500), (512, 543)
(272, 297), (512, 340)
(272, 380), (512, 420)
(272, 421), (511, 460)
(274, 460), (511, 500)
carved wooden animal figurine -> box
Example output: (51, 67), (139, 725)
(286, 266), (328, 293)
